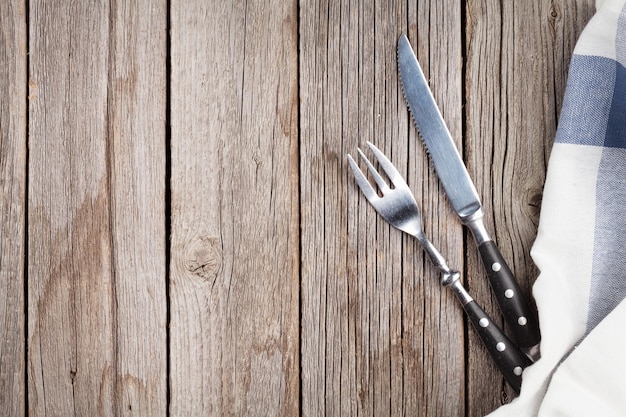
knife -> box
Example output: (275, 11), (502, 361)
(397, 34), (541, 360)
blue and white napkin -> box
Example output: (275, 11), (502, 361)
(490, 0), (626, 415)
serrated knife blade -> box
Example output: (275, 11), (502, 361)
(397, 34), (541, 359)
(397, 35), (480, 219)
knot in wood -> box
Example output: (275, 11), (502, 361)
(185, 235), (222, 283)
(525, 189), (543, 221)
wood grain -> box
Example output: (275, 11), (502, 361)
(300, 1), (464, 415)
(28, 0), (167, 415)
(169, 0), (299, 415)
(0, 1), (26, 416)
(464, 0), (595, 413)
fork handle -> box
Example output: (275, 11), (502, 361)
(462, 298), (532, 394)
(447, 280), (531, 393)
(478, 241), (541, 353)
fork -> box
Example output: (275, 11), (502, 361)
(347, 142), (531, 394)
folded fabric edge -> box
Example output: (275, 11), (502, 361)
(536, 297), (626, 416)
(486, 143), (603, 417)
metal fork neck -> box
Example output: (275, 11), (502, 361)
(415, 233), (460, 287)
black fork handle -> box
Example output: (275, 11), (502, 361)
(463, 299), (532, 393)
(447, 279), (532, 394)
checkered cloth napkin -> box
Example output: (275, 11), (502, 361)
(490, 0), (626, 415)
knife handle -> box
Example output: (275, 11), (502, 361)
(462, 298), (532, 394)
(478, 240), (541, 352)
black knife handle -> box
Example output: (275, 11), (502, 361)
(478, 240), (541, 350)
(463, 299), (532, 394)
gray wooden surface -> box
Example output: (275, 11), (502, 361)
(0, 0), (594, 416)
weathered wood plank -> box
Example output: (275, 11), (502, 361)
(28, 0), (167, 415)
(28, 1), (115, 414)
(0, 1), (26, 416)
(107, 1), (168, 415)
(169, 0), (299, 415)
(299, 1), (464, 415)
(405, 2), (465, 415)
(464, 0), (595, 413)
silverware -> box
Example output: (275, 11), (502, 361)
(347, 142), (531, 394)
(397, 34), (540, 359)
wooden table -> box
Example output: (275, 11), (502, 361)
(0, 1), (594, 415)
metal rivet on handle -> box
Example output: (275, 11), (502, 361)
(479, 318), (489, 328)
(491, 262), (501, 272)
(518, 316), (527, 326)
(514, 366), (523, 376)
(496, 342), (506, 352)
(505, 289), (514, 298)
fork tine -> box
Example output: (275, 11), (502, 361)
(366, 141), (406, 188)
(347, 154), (378, 201)
(356, 148), (390, 193)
